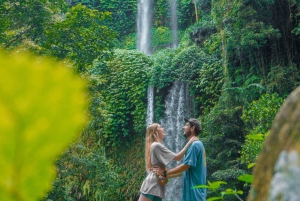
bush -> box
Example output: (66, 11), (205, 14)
(240, 93), (284, 164)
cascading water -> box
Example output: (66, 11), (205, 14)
(137, 0), (154, 126)
(137, 0), (154, 125)
(146, 86), (154, 126)
(137, 0), (152, 55)
(160, 82), (194, 201)
(170, 0), (179, 47)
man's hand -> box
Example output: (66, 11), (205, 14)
(151, 165), (169, 185)
(152, 165), (166, 177)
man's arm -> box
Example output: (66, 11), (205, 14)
(167, 164), (190, 178)
(152, 164), (190, 178)
(167, 172), (182, 178)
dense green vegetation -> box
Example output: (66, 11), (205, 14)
(1, 0), (300, 200)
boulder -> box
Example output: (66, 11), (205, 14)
(248, 86), (300, 201)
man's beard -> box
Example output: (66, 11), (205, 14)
(183, 130), (191, 138)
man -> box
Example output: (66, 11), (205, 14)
(155, 118), (207, 201)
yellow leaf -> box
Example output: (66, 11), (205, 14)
(0, 51), (88, 201)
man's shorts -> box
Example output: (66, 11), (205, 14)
(140, 192), (162, 201)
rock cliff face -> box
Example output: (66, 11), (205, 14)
(248, 86), (300, 201)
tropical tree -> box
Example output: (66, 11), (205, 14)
(0, 0), (67, 49)
(68, 0), (137, 40)
(41, 4), (117, 72)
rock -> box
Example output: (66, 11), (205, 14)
(248, 86), (300, 201)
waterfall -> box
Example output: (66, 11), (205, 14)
(138, 0), (188, 200)
(137, 0), (154, 125)
(170, 0), (178, 47)
(146, 86), (154, 126)
(160, 82), (193, 201)
(137, 0), (152, 55)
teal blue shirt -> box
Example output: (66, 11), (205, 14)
(181, 141), (207, 201)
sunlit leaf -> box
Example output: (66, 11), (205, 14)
(238, 174), (253, 184)
(246, 134), (264, 141)
(192, 184), (210, 189)
(236, 190), (243, 195)
(207, 197), (223, 201)
(247, 163), (255, 169)
(194, 180), (227, 192)
(223, 188), (243, 195)
(0, 51), (88, 201)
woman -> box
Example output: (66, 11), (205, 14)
(138, 123), (197, 201)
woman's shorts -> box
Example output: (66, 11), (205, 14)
(141, 192), (162, 201)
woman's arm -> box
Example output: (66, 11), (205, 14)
(173, 137), (198, 161)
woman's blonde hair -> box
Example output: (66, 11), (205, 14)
(145, 123), (160, 171)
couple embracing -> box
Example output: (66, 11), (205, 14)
(138, 118), (207, 201)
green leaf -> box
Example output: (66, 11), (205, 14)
(208, 181), (227, 191)
(223, 188), (236, 195)
(193, 184), (210, 189)
(0, 51), (88, 201)
(194, 181), (227, 191)
(222, 188), (243, 195)
(207, 197), (224, 201)
(236, 190), (244, 195)
(238, 174), (253, 184)
(246, 134), (264, 141)
(247, 163), (255, 169)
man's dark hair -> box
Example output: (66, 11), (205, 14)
(184, 118), (202, 136)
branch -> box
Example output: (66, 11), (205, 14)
(5, 27), (32, 48)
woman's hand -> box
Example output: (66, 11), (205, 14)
(185, 136), (198, 148)
(174, 137), (199, 161)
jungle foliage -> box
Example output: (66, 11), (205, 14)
(240, 93), (284, 165)
(91, 49), (151, 147)
(1, 0), (300, 200)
